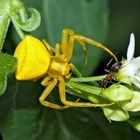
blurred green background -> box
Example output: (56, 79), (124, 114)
(1, 0), (140, 140)
(107, 0), (140, 59)
(95, 0), (140, 75)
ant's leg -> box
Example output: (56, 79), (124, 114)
(39, 78), (69, 109)
(59, 77), (114, 107)
(74, 35), (118, 61)
(61, 29), (74, 55)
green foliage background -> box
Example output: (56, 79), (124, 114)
(0, 0), (140, 140)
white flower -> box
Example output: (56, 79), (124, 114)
(116, 33), (140, 87)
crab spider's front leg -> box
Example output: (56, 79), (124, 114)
(61, 29), (75, 55)
(59, 77), (114, 107)
(65, 34), (88, 62)
(74, 35), (118, 61)
(60, 29), (87, 62)
(39, 76), (69, 109)
(65, 34), (117, 62)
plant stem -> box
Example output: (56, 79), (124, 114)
(65, 81), (102, 96)
(65, 81), (112, 104)
(11, 16), (25, 39)
(72, 65), (82, 77)
(70, 75), (106, 82)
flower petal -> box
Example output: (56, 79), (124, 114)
(127, 33), (135, 62)
(121, 57), (140, 76)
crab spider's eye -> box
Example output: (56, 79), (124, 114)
(14, 36), (51, 80)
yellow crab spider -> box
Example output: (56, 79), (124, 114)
(14, 29), (117, 109)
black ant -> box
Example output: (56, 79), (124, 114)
(101, 60), (122, 88)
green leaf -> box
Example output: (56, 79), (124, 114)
(128, 117), (140, 132)
(0, 52), (17, 95)
(0, 105), (130, 140)
(1, 108), (42, 140)
(42, 0), (109, 76)
(128, 112), (140, 132)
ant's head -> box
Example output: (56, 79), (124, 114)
(110, 62), (122, 72)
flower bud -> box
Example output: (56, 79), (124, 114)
(102, 105), (129, 121)
(122, 91), (140, 112)
(101, 84), (133, 102)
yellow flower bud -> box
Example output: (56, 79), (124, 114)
(14, 36), (50, 80)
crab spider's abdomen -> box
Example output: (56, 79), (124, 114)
(14, 36), (51, 80)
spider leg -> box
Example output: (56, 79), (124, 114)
(60, 29), (88, 64)
(41, 76), (52, 86)
(74, 35), (118, 61)
(66, 36), (88, 64)
(76, 40), (88, 65)
(42, 39), (54, 55)
(65, 34), (117, 64)
(59, 77), (114, 107)
(61, 29), (117, 62)
(61, 29), (75, 55)
(39, 77), (69, 109)
(55, 43), (62, 56)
